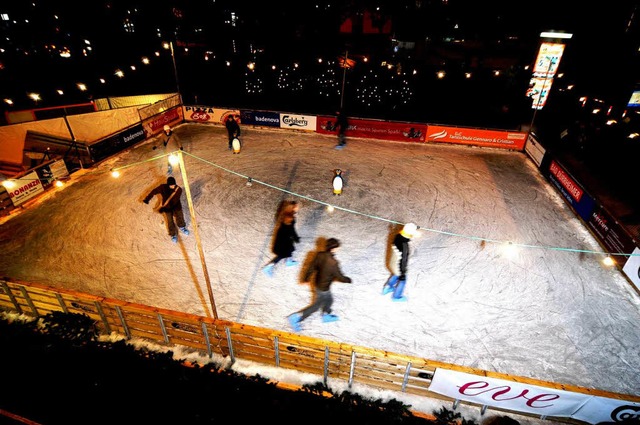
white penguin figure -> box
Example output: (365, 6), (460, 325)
(232, 137), (242, 154)
(332, 169), (343, 195)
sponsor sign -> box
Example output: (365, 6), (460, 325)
(183, 105), (217, 123)
(546, 160), (595, 221)
(241, 111), (281, 127)
(280, 114), (317, 131)
(429, 368), (640, 424)
(524, 133), (546, 167)
(622, 247), (640, 289)
(6, 171), (44, 206)
(90, 124), (146, 163)
(587, 206), (636, 256)
(527, 42), (566, 110)
(150, 108), (182, 133)
(36, 159), (69, 186)
(317, 116), (426, 142)
(427, 125), (526, 150)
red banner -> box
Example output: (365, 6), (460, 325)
(317, 116), (427, 143)
(426, 125), (526, 150)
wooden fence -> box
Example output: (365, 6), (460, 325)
(1, 277), (637, 423)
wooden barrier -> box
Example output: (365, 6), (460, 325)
(1, 277), (638, 423)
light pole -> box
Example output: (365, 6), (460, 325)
(177, 150), (217, 319)
(340, 50), (349, 110)
(168, 41), (180, 94)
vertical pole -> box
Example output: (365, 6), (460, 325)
(178, 151), (218, 319)
(340, 50), (348, 110)
(170, 41), (180, 95)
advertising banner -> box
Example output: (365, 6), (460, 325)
(279, 113), (317, 131)
(545, 160), (595, 221)
(429, 369), (585, 417)
(316, 116), (427, 142)
(36, 159), (69, 186)
(587, 206), (636, 256)
(6, 171), (44, 207)
(528, 42), (566, 110)
(426, 125), (526, 150)
(571, 397), (640, 424)
(430, 368), (640, 424)
(89, 124), (146, 163)
(524, 133), (546, 167)
(240, 110), (280, 127)
(183, 105), (219, 124)
(622, 247), (640, 289)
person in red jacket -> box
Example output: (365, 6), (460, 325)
(143, 176), (189, 243)
(288, 238), (352, 331)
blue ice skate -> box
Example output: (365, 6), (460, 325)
(288, 313), (302, 332)
(322, 313), (339, 323)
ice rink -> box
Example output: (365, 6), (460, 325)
(1, 123), (639, 398)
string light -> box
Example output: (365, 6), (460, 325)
(108, 150), (640, 260)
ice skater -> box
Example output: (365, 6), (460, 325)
(382, 222), (417, 301)
(288, 238), (352, 332)
(161, 125), (183, 175)
(143, 176), (190, 243)
(263, 201), (300, 277)
(225, 115), (241, 150)
(334, 109), (348, 149)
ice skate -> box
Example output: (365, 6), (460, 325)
(288, 313), (302, 332)
(322, 313), (339, 323)
(263, 264), (274, 277)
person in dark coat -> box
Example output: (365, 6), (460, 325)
(288, 238), (352, 331)
(263, 201), (300, 277)
(143, 176), (189, 243)
(382, 223), (417, 301)
(334, 109), (348, 149)
(224, 115), (241, 150)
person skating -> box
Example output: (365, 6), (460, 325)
(288, 238), (352, 332)
(263, 201), (300, 277)
(161, 125), (183, 175)
(382, 223), (417, 301)
(225, 115), (241, 150)
(143, 176), (190, 243)
(334, 109), (348, 149)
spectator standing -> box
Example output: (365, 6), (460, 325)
(143, 176), (190, 243)
(263, 201), (300, 277)
(382, 223), (417, 301)
(225, 115), (241, 150)
(288, 238), (352, 331)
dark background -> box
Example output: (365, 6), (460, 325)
(1, 1), (640, 227)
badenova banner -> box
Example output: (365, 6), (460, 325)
(428, 368), (640, 423)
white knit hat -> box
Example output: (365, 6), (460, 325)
(400, 223), (417, 238)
